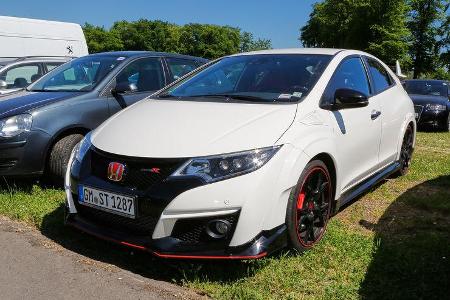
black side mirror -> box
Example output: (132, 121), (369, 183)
(332, 88), (369, 109)
(111, 82), (137, 96)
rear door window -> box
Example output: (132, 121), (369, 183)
(366, 58), (393, 94)
(166, 58), (201, 82)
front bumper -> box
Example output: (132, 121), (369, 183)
(416, 109), (449, 129)
(65, 146), (292, 259)
(0, 130), (51, 176)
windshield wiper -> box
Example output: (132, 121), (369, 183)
(186, 94), (271, 102)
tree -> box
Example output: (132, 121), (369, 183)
(300, 0), (411, 65)
(178, 24), (241, 59)
(82, 23), (123, 53)
(239, 31), (272, 52)
(407, 0), (450, 78)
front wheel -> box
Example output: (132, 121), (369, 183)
(286, 160), (333, 253)
(395, 125), (414, 177)
(48, 134), (84, 183)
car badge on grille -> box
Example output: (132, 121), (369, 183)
(141, 167), (161, 174)
(107, 162), (126, 182)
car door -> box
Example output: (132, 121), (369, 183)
(323, 56), (382, 191)
(107, 57), (166, 115)
(364, 57), (403, 167)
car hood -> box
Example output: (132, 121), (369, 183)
(409, 94), (449, 106)
(0, 90), (82, 118)
(92, 99), (297, 158)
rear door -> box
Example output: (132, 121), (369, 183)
(364, 57), (403, 167)
(107, 57), (166, 115)
(323, 56), (382, 191)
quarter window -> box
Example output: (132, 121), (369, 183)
(366, 58), (393, 93)
(323, 57), (370, 104)
(116, 57), (165, 92)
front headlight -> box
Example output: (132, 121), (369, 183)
(0, 114), (32, 138)
(425, 104), (446, 111)
(73, 132), (92, 162)
(171, 146), (281, 183)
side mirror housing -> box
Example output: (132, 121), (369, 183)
(111, 82), (137, 96)
(0, 80), (7, 90)
(323, 88), (369, 110)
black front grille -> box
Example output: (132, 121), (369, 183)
(0, 159), (17, 170)
(171, 212), (240, 245)
(90, 150), (183, 191)
(74, 195), (163, 236)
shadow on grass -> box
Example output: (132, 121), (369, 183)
(39, 203), (270, 287)
(359, 175), (450, 300)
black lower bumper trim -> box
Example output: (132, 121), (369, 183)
(65, 212), (287, 260)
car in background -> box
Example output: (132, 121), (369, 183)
(65, 48), (415, 259)
(403, 79), (450, 131)
(0, 51), (207, 180)
(0, 57), (70, 95)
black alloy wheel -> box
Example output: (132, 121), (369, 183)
(398, 125), (414, 176)
(286, 160), (333, 252)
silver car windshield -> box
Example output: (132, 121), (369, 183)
(160, 54), (332, 103)
(29, 55), (125, 92)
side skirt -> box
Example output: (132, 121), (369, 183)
(334, 161), (401, 213)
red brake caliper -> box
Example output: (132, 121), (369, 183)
(297, 192), (305, 210)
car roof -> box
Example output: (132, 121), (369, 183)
(90, 51), (209, 62)
(231, 48), (345, 56)
(0, 56), (71, 65)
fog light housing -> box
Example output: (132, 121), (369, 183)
(206, 219), (231, 239)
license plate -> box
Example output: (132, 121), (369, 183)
(415, 112), (419, 119)
(78, 186), (136, 218)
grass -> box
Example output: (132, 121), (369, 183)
(0, 131), (449, 299)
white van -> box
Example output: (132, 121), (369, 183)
(0, 16), (89, 94)
(0, 16), (88, 58)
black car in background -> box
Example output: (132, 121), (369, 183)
(403, 79), (450, 131)
(0, 51), (207, 180)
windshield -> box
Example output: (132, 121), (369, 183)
(160, 54), (332, 102)
(404, 81), (448, 97)
(29, 55), (125, 92)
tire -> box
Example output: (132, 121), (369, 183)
(286, 160), (333, 253)
(394, 124), (414, 177)
(48, 134), (83, 182)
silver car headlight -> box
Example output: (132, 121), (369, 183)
(73, 132), (92, 163)
(425, 104), (446, 111)
(171, 146), (281, 183)
(0, 114), (32, 138)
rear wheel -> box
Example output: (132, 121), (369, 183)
(395, 125), (414, 176)
(48, 134), (83, 182)
(286, 160), (333, 253)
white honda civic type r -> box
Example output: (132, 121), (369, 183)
(65, 48), (416, 259)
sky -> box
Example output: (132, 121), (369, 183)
(1, 0), (319, 48)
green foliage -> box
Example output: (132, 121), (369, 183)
(300, 0), (411, 65)
(239, 31), (272, 53)
(407, 0), (450, 78)
(82, 20), (271, 59)
(82, 23), (124, 53)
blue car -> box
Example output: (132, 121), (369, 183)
(0, 51), (207, 180)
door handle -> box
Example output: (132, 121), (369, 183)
(371, 110), (381, 120)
